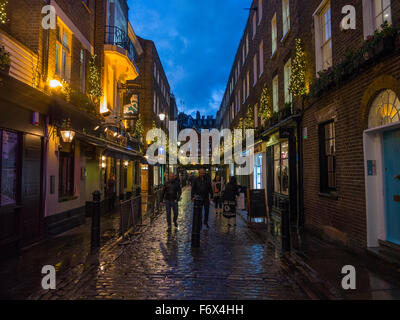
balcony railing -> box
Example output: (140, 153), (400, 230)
(104, 25), (136, 64)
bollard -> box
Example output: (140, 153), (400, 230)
(91, 190), (101, 252)
(191, 195), (203, 248)
(280, 198), (291, 252)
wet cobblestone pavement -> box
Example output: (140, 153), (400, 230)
(0, 188), (310, 300)
(23, 188), (308, 300)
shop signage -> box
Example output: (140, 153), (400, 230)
(248, 189), (267, 219)
(367, 160), (377, 176)
(254, 143), (262, 154)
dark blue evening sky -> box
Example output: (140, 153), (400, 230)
(129, 0), (250, 117)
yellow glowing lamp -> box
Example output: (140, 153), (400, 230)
(49, 79), (63, 88)
(60, 119), (75, 143)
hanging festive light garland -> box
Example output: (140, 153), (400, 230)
(259, 86), (273, 121)
(88, 54), (103, 104)
(289, 38), (307, 97)
(244, 105), (254, 129)
(0, 0), (8, 25)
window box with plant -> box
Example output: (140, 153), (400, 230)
(310, 23), (398, 98)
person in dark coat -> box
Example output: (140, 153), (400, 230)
(212, 174), (224, 215)
(191, 168), (213, 228)
(222, 176), (240, 226)
(162, 173), (182, 229)
(107, 174), (116, 211)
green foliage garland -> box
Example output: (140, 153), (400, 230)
(289, 38), (307, 97)
(88, 55), (103, 104)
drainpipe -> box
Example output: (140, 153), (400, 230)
(42, 0), (51, 86)
(42, 0), (51, 237)
(297, 97), (305, 231)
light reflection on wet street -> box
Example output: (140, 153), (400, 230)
(27, 188), (308, 300)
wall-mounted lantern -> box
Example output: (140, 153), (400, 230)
(60, 118), (75, 143)
(159, 113), (166, 121)
(49, 79), (63, 88)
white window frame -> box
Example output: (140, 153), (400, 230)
(284, 59), (292, 104)
(313, 0), (332, 73)
(363, 0), (392, 38)
(273, 75), (279, 112)
(243, 79), (246, 103)
(253, 13), (257, 39)
(246, 34), (249, 56)
(55, 20), (72, 82)
(253, 55), (258, 86)
(80, 49), (86, 92)
(282, 0), (291, 39)
(271, 13), (277, 56)
(246, 71), (250, 97)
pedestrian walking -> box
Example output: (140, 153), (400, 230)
(222, 176), (240, 227)
(107, 174), (116, 212)
(191, 168), (213, 228)
(212, 174), (224, 215)
(162, 173), (182, 229)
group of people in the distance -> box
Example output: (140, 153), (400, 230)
(161, 168), (240, 230)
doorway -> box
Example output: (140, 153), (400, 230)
(383, 129), (400, 245)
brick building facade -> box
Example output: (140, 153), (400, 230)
(217, 0), (400, 253)
(0, 0), (144, 258)
(131, 36), (173, 193)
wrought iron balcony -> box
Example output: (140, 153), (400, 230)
(104, 25), (136, 64)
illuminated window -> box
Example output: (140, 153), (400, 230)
(374, 0), (391, 29)
(282, 0), (290, 37)
(80, 49), (86, 92)
(271, 14), (277, 55)
(0, 131), (19, 207)
(314, 1), (332, 72)
(272, 75), (279, 112)
(321, 2), (332, 70)
(55, 20), (72, 81)
(274, 142), (289, 195)
(368, 89), (400, 128)
(284, 59), (292, 104)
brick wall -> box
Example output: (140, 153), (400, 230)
(218, 0), (400, 251)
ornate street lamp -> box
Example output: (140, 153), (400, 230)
(159, 113), (166, 121)
(60, 118), (75, 143)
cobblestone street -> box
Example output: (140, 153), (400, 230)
(27, 188), (309, 300)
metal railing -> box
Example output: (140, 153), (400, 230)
(104, 25), (136, 64)
(145, 187), (165, 219)
(119, 195), (142, 237)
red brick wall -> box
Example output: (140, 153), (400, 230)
(219, 0), (400, 250)
(302, 0), (400, 249)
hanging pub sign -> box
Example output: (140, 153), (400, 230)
(123, 92), (139, 119)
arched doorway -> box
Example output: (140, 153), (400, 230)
(364, 89), (400, 247)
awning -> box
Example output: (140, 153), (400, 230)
(75, 132), (143, 161)
(103, 144), (142, 160)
